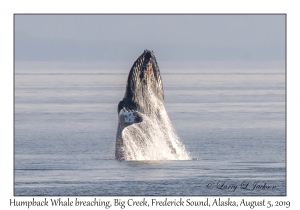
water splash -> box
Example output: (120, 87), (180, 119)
(120, 95), (191, 161)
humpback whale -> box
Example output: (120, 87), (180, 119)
(115, 50), (190, 161)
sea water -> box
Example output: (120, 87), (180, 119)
(14, 67), (285, 196)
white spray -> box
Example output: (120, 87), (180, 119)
(120, 82), (191, 161)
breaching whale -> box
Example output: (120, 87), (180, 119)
(115, 50), (190, 161)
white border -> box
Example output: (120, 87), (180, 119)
(1, 0), (298, 209)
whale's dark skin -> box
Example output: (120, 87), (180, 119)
(118, 50), (164, 115)
(115, 50), (165, 160)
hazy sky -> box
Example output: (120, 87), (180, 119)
(14, 14), (285, 69)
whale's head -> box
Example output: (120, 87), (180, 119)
(119, 50), (164, 115)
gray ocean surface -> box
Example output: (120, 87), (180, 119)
(14, 67), (286, 196)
